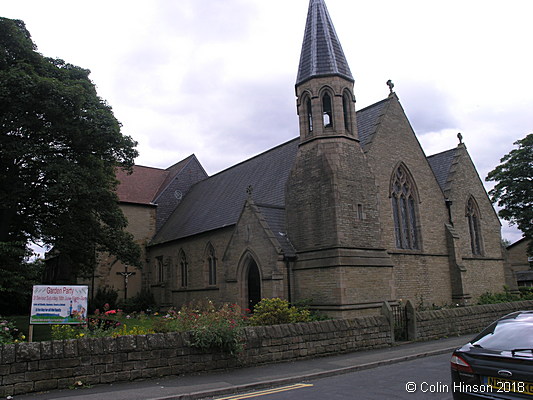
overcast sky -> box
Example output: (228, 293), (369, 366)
(3, 0), (531, 242)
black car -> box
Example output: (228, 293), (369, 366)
(451, 311), (533, 399)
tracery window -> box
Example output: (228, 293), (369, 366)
(391, 164), (420, 250)
(179, 250), (188, 288)
(207, 244), (217, 286)
(466, 197), (483, 255)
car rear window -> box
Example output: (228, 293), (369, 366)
(472, 320), (533, 351)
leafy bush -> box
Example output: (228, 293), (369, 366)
(248, 298), (312, 326)
(90, 286), (118, 314)
(162, 300), (246, 354)
(0, 317), (25, 344)
(291, 298), (329, 321)
(477, 286), (533, 305)
(519, 286), (533, 296)
(118, 288), (156, 313)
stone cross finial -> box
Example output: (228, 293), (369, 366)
(386, 79), (394, 94)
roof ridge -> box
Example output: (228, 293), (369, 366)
(208, 137), (299, 179)
(357, 97), (391, 113)
(129, 164), (167, 172)
(165, 154), (195, 171)
(153, 155), (204, 203)
(427, 146), (458, 159)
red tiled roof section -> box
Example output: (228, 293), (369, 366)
(115, 165), (169, 205)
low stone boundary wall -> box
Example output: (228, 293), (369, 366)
(3, 301), (532, 397)
(416, 300), (533, 340)
(0, 315), (390, 397)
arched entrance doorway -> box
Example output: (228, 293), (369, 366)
(246, 259), (261, 311)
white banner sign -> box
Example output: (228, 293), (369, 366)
(30, 285), (88, 324)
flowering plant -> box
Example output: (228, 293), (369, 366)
(0, 317), (25, 344)
(162, 300), (247, 354)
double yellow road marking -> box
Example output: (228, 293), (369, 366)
(215, 383), (314, 399)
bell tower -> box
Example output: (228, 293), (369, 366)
(295, 0), (357, 143)
(286, 0), (394, 317)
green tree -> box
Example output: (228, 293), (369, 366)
(0, 256), (45, 315)
(0, 18), (141, 286)
(486, 133), (533, 255)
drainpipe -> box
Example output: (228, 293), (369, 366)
(285, 258), (293, 304)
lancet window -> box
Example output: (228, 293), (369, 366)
(207, 244), (217, 286)
(342, 91), (352, 132)
(179, 250), (188, 288)
(466, 197), (483, 255)
(322, 92), (333, 128)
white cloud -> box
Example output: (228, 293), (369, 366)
(3, 0), (531, 242)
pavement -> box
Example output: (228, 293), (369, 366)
(15, 334), (472, 400)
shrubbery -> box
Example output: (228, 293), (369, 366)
(118, 288), (156, 313)
(12, 297), (323, 354)
(0, 317), (25, 344)
(90, 286), (118, 314)
(49, 300), (247, 355)
(163, 300), (246, 354)
(248, 298), (313, 326)
(478, 286), (533, 305)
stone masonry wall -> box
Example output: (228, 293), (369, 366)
(0, 316), (390, 397)
(3, 301), (532, 397)
(416, 300), (533, 340)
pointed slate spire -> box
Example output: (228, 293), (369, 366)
(296, 0), (353, 86)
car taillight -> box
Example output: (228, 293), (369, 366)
(451, 353), (474, 373)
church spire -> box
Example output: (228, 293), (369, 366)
(296, 0), (353, 86)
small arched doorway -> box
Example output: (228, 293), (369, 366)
(247, 259), (261, 311)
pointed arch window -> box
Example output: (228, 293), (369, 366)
(207, 244), (217, 286)
(155, 256), (164, 283)
(342, 91), (352, 132)
(391, 164), (420, 250)
(179, 250), (188, 288)
(466, 197), (483, 255)
(322, 92), (333, 128)
(306, 97), (313, 133)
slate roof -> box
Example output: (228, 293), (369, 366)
(296, 0), (353, 85)
(257, 204), (296, 257)
(115, 165), (168, 205)
(427, 148), (458, 192)
(151, 100), (388, 246)
(154, 155), (197, 201)
(151, 139), (299, 245)
(116, 155), (199, 206)
(357, 98), (389, 148)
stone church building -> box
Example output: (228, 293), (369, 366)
(92, 0), (507, 317)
